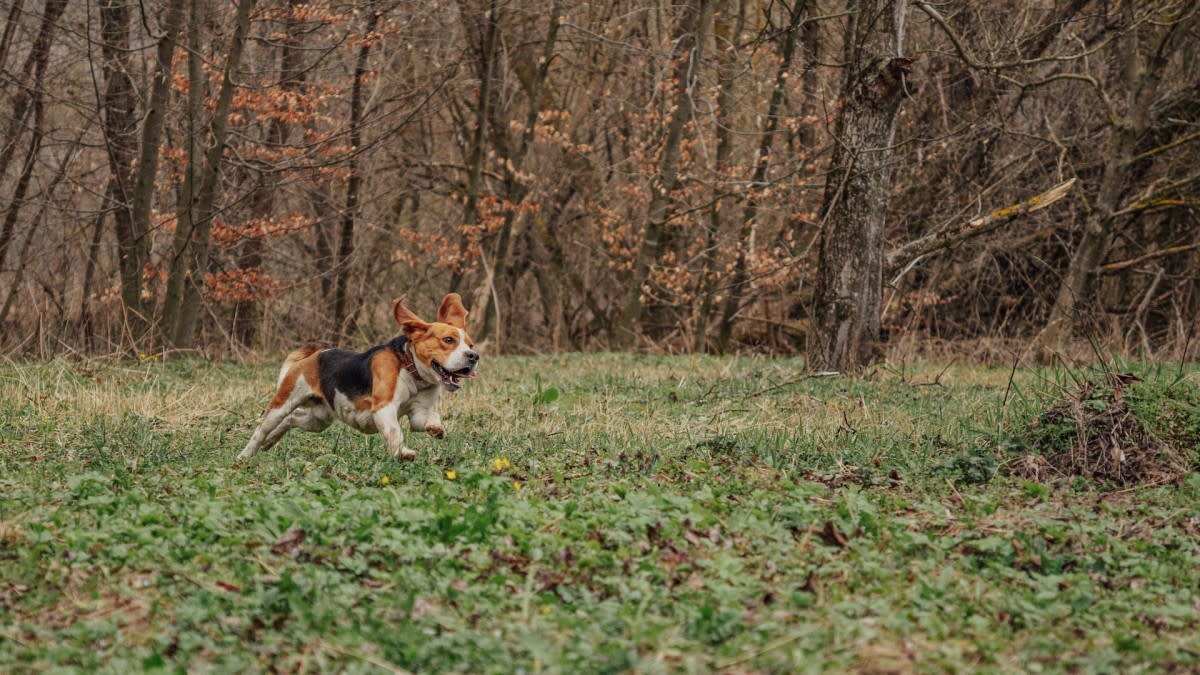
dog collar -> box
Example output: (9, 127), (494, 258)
(398, 343), (436, 388)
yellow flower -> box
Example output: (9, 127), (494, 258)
(445, 470), (457, 481)
(491, 456), (512, 473)
(541, 605), (551, 614)
(379, 475), (390, 486)
(512, 480), (522, 491)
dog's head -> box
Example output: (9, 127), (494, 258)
(392, 293), (480, 391)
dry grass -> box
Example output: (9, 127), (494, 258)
(2, 358), (260, 427)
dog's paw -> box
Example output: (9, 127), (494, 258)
(426, 424), (445, 439)
(390, 446), (417, 461)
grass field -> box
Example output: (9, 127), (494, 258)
(2, 354), (1199, 673)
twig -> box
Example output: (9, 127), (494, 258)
(741, 373), (826, 401)
(910, 361), (954, 387)
(255, 554), (280, 576)
(718, 632), (808, 670)
(1002, 351), (1021, 410)
(320, 640), (414, 675)
(1100, 243), (1200, 273)
(1124, 129), (1200, 166)
(1130, 266), (1166, 355)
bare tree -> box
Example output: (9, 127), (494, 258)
(1, 0), (1197, 359)
(0, 0), (68, 270)
(330, 7), (381, 337)
(693, 0), (747, 352)
(448, 0), (502, 294)
(615, 0), (716, 349)
(163, 0), (258, 349)
(470, 1), (563, 343)
(234, 0), (307, 347)
(1035, 2), (1197, 360)
(97, 0), (147, 338)
(807, 0), (913, 372)
(716, 0), (808, 353)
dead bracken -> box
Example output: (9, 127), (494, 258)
(1017, 372), (1191, 486)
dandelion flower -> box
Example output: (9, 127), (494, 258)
(445, 470), (458, 481)
(492, 456), (512, 473)
(380, 475), (390, 486)
(512, 480), (522, 491)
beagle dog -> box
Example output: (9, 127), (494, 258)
(238, 293), (479, 461)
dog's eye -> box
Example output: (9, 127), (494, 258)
(443, 336), (455, 345)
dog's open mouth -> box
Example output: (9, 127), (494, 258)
(432, 360), (476, 390)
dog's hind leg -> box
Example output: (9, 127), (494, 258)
(245, 401), (332, 459)
(239, 400), (300, 460)
(238, 374), (316, 460)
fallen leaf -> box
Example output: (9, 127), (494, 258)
(271, 527), (306, 555)
(816, 521), (849, 548)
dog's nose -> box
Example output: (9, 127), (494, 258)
(466, 350), (479, 364)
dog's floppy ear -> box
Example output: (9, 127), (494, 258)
(437, 293), (469, 329)
(393, 297), (429, 335)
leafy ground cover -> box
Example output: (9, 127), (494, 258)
(2, 354), (1199, 672)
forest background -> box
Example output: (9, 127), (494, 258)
(1, 0), (1197, 370)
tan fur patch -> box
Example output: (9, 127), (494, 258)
(369, 349), (401, 412)
(269, 348), (322, 409)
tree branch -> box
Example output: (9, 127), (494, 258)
(1100, 243), (1200, 273)
(885, 177), (1077, 277)
(1124, 129), (1200, 166)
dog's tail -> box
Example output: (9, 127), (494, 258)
(277, 344), (322, 385)
(285, 344), (322, 364)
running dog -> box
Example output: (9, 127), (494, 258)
(238, 294), (479, 461)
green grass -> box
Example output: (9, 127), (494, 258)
(2, 354), (1199, 672)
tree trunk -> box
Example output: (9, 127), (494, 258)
(162, 0), (206, 342)
(330, 8), (380, 340)
(97, 0), (147, 339)
(715, 0), (806, 353)
(0, 92), (45, 270)
(449, 0), (501, 293)
(128, 0), (185, 304)
(471, 1), (561, 345)
(235, 0), (306, 347)
(693, 0), (745, 353)
(164, 0), (257, 349)
(807, 0), (912, 373)
(0, 0), (27, 78)
(96, 0), (185, 344)
(0, 125), (81, 329)
(0, 0), (63, 195)
(1034, 3), (1185, 361)
(614, 0), (715, 349)
(80, 191), (109, 344)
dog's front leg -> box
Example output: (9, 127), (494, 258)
(407, 388), (444, 439)
(373, 403), (415, 460)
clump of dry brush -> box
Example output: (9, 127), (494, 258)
(1012, 369), (1200, 487)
